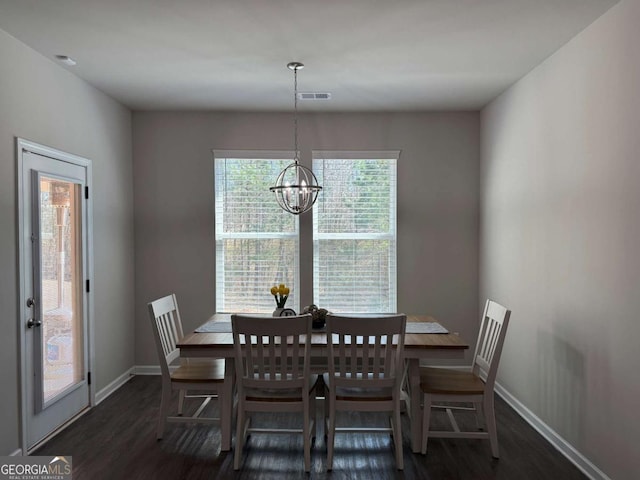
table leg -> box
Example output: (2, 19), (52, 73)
(220, 358), (235, 451)
(408, 358), (422, 453)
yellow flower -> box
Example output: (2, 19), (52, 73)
(270, 283), (290, 308)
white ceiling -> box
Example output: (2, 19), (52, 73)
(0, 0), (618, 111)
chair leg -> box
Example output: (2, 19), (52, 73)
(326, 393), (336, 471)
(303, 394), (311, 472)
(393, 398), (404, 470)
(323, 386), (329, 441)
(484, 394), (499, 458)
(218, 390), (230, 451)
(234, 403), (247, 470)
(421, 393), (432, 455)
(310, 384), (317, 442)
(220, 381), (234, 451)
(157, 382), (172, 440)
(474, 400), (484, 430)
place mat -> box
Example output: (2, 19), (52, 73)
(195, 321), (448, 334)
(406, 322), (448, 334)
(195, 321), (232, 333)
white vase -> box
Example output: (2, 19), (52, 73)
(272, 308), (284, 317)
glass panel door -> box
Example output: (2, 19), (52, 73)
(37, 176), (84, 408)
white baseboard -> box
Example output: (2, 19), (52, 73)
(95, 367), (135, 405)
(134, 365), (162, 375)
(135, 365), (179, 375)
(494, 382), (610, 480)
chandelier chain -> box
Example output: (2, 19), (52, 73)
(293, 65), (298, 163)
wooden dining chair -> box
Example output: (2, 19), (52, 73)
(420, 299), (511, 457)
(147, 294), (233, 442)
(231, 313), (317, 472)
(324, 313), (407, 471)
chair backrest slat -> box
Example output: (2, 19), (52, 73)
(350, 336), (358, 377)
(372, 335), (382, 377)
(291, 336), (300, 379)
(250, 336), (257, 377)
(338, 334), (346, 377)
(362, 337), (370, 377)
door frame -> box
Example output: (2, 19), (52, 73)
(16, 137), (95, 454)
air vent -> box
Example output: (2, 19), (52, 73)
(55, 54), (77, 66)
(298, 92), (332, 100)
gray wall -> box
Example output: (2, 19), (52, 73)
(480, 0), (640, 478)
(0, 29), (135, 454)
(133, 112), (480, 365)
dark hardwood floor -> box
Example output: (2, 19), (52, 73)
(35, 375), (587, 479)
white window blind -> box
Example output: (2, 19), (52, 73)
(214, 151), (299, 313)
(312, 152), (398, 313)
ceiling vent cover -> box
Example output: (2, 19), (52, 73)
(298, 92), (331, 100)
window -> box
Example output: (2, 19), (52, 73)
(214, 151), (299, 313)
(312, 151), (398, 313)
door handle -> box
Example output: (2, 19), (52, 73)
(27, 318), (42, 328)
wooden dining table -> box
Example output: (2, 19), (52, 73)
(177, 313), (469, 453)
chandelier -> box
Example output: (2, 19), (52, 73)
(270, 62), (322, 215)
